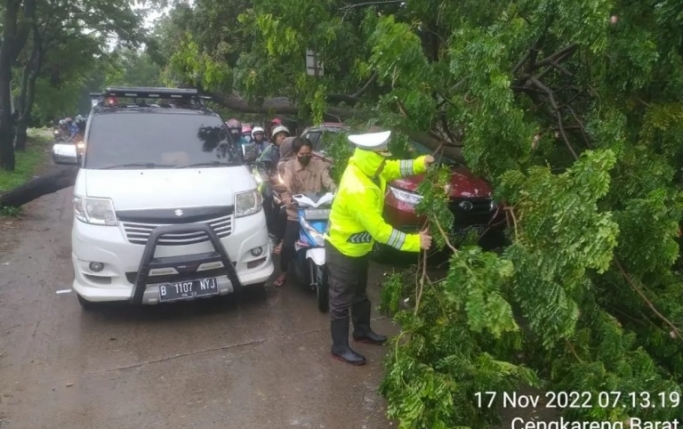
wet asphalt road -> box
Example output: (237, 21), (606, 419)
(0, 184), (398, 429)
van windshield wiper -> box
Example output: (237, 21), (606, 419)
(98, 162), (175, 170)
(176, 161), (230, 168)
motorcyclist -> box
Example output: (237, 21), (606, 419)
(257, 125), (290, 166)
(270, 136), (296, 255)
(251, 126), (267, 153)
(273, 137), (336, 287)
(69, 116), (80, 139)
(269, 118), (282, 140)
(54, 120), (64, 141)
(226, 119), (247, 145)
(241, 124), (253, 144)
(257, 126), (290, 250)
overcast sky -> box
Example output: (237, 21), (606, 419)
(143, 0), (196, 29)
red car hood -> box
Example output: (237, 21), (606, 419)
(390, 166), (492, 198)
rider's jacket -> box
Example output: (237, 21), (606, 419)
(326, 148), (427, 257)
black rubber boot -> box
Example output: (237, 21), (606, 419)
(352, 300), (387, 345)
(331, 318), (366, 366)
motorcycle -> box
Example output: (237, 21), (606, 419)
(291, 192), (335, 313)
(245, 152), (285, 248)
(53, 127), (66, 142)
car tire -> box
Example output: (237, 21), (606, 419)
(77, 294), (100, 311)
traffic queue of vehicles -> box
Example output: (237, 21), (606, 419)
(51, 86), (504, 312)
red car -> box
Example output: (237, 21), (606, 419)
(300, 125), (506, 252)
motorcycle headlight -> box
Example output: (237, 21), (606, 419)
(389, 186), (423, 205)
(235, 189), (263, 218)
(74, 196), (117, 225)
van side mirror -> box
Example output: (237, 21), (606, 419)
(52, 143), (79, 166)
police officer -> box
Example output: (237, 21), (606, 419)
(325, 130), (434, 365)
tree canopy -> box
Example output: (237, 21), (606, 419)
(0, 0), (154, 168)
(158, 0), (683, 426)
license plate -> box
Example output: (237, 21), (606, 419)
(158, 278), (219, 302)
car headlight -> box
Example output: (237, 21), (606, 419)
(235, 189), (263, 218)
(74, 196), (117, 225)
(389, 186), (423, 205)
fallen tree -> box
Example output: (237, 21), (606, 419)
(0, 166), (77, 208)
(206, 90), (466, 162)
(0, 89), (466, 210)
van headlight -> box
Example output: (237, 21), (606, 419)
(388, 186), (423, 205)
(74, 196), (117, 225)
(235, 190), (263, 218)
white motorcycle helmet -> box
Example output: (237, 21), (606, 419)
(252, 126), (265, 139)
(271, 125), (290, 139)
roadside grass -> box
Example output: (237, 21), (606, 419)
(0, 128), (53, 216)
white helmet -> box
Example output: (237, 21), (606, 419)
(252, 126), (265, 139)
(271, 125), (290, 138)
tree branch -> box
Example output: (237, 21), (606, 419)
(614, 259), (683, 342)
(529, 76), (578, 160)
(326, 71), (377, 105)
(339, 0), (403, 10)
(534, 44), (578, 69)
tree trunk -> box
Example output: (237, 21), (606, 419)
(15, 39), (42, 151)
(14, 116), (29, 151)
(0, 0), (32, 170)
(0, 2), (20, 170)
(208, 90), (466, 163)
(14, 62), (31, 152)
(0, 167), (77, 208)
(14, 0), (40, 152)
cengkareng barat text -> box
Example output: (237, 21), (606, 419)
(511, 417), (679, 429)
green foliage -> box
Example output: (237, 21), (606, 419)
(325, 131), (353, 183)
(145, 0), (683, 427)
(0, 131), (50, 194)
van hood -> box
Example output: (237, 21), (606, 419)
(80, 167), (255, 210)
(390, 166), (492, 199)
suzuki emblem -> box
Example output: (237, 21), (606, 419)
(458, 200), (473, 211)
(174, 209), (183, 216)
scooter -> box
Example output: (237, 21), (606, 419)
(291, 192), (335, 313)
(249, 158), (285, 248)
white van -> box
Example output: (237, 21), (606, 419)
(53, 87), (273, 310)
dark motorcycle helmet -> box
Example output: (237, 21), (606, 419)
(225, 118), (242, 141)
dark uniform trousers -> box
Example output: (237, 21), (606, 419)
(325, 241), (373, 331)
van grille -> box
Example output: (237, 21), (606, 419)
(122, 215), (233, 246)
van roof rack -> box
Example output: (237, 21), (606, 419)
(102, 87), (200, 100)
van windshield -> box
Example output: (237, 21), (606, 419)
(85, 112), (243, 169)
